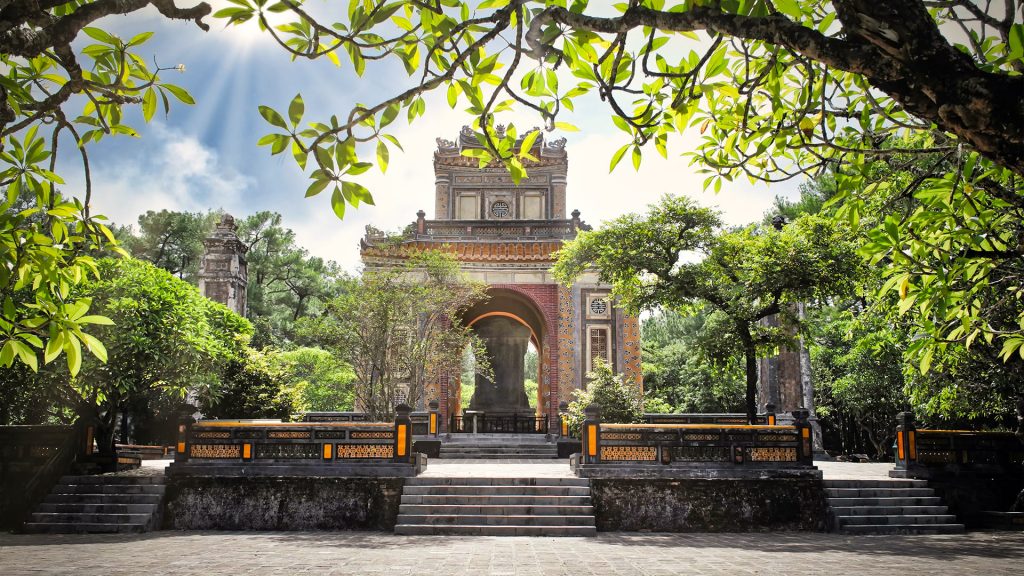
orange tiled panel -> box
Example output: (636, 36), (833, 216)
(557, 284), (578, 404)
(622, 313), (643, 391)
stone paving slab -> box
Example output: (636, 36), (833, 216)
(1, 531), (1022, 575)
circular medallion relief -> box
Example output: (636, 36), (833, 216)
(490, 200), (511, 218)
(590, 298), (608, 315)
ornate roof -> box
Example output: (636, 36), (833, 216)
(435, 126), (567, 165)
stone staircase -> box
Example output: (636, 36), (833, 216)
(23, 475), (165, 534)
(394, 477), (596, 536)
(826, 479), (965, 534)
(439, 434), (558, 459)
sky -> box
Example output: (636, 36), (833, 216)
(74, 3), (801, 272)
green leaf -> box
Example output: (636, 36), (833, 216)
(12, 340), (37, 372)
(288, 93), (304, 126)
(78, 315), (115, 325)
(127, 31), (154, 47)
(631, 145), (642, 171)
(330, 187), (346, 219)
(519, 130), (540, 156)
(258, 105), (288, 129)
(305, 178), (330, 198)
(1008, 24), (1024, 60)
(64, 333), (82, 377)
(380, 103), (400, 128)
(44, 333), (63, 364)
(773, 0), (802, 20)
(376, 140), (389, 173)
(343, 180), (374, 206)
(161, 84), (195, 105)
(83, 27), (116, 44)
(609, 144), (629, 172)
(142, 88), (157, 122)
(81, 332), (108, 363)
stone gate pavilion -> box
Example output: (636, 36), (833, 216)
(360, 127), (643, 430)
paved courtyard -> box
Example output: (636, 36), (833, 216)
(6, 459), (1019, 575)
(2, 530), (1022, 575)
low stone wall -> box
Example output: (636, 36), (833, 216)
(590, 478), (829, 532)
(163, 476), (405, 530)
(923, 472), (1024, 528)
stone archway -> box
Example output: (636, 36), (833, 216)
(461, 289), (549, 420)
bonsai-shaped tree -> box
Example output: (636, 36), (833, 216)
(555, 195), (861, 422)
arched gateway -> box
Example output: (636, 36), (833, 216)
(360, 128), (642, 431)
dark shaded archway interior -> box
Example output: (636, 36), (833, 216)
(462, 289), (546, 416)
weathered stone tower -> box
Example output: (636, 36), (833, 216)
(758, 304), (822, 450)
(198, 213), (248, 317)
(361, 127), (642, 429)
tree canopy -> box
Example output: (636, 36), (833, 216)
(555, 195), (861, 420)
(234, 0), (1024, 368)
(299, 249), (488, 418)
(1, 1), (207, 374)
(26, 257), (250, 451)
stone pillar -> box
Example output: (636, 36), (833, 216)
(469, 316), (531, 413)
(198, 214), (248, 317)
(757, 305), (824, 453)
(551, 174), (567, 218)
(434, 173), (451, 219)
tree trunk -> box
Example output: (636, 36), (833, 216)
(1014, 396), (1024, 512)
(739, 329), (758, 424)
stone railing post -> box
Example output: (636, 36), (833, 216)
(793, 408), (812, 465)
(765, 403), (777, 426)
(582, 404), (601, 464)
(558, 401), (569, 438)
(895, 411), (917, 470)
(394, 404), (413, 463)
(175, 411), (193, 463)
(428, 399), (440, 437)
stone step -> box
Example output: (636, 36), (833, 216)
(827, 497), (942, 507)
(29, 512), (153, 525)
(442, 439), (553, 444)
(23, 522), (146, 534)
(401, 485), (590, 496)
(823, 479), (928, 488)
(436, 446), (557, 450)
(831, 505), (949, 516)
(51, 483), (165, 495)
(394, 524), (596, 536)
(442, 432), (548, 436)
(436, 453), (557, 457)
(441, 443), (552, 447)
(59, 475), (165, 485)
(398, 504), (594, 516)
(840, 523), (965, 535)
(396, 514), (596, 526)
(400, 494), (591, 506)
(166, 464), (418, 477)
(826, 488), (934, 498)
(36, 502), (158, 515)
(44, 493), (163, 505)
(838, 514), (959, 526)
(407, 477), (589, 487)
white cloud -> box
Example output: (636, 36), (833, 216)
(78, 123), (254, 227)
(567, 130), (800, 228)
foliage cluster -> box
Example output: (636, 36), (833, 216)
(300, 249), (489, 419)
(556, 195), (861, 420)
(642, 309), (745, 414)
(565, 359), (644, 435)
